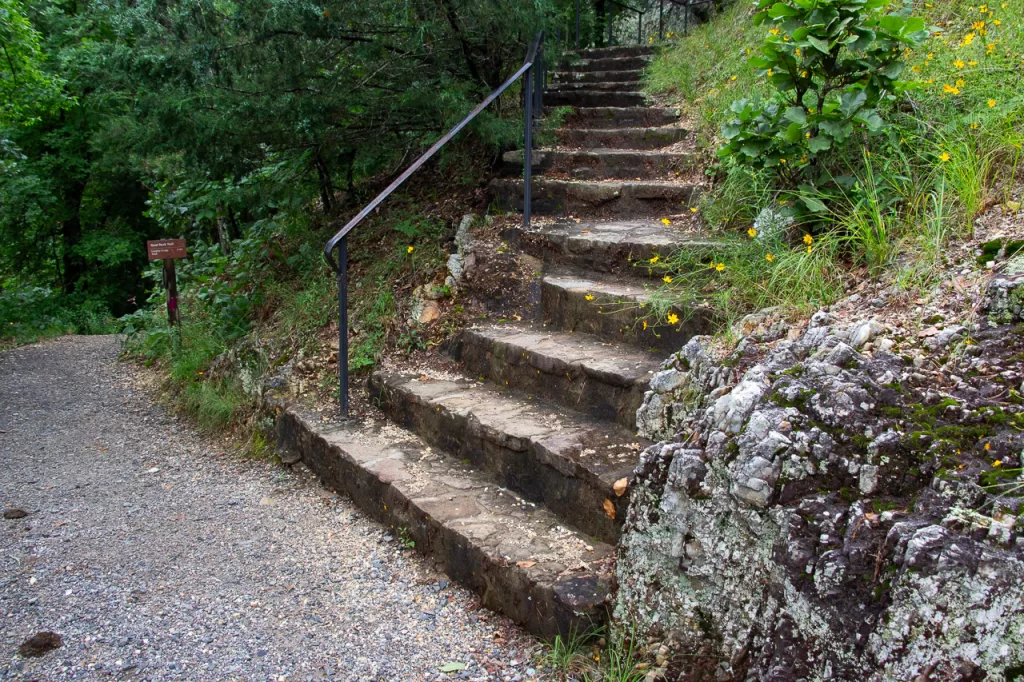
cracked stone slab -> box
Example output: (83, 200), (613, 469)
(369, 371), (647, 544)
(275, 408), (616, 638)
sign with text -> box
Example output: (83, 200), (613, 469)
(146, 239), (188, 260)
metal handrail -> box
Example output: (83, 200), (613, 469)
(574, 0), (646, 48)
(324, 31), (545, 416)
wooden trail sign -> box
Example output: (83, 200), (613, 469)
(146, 239), (187, 326)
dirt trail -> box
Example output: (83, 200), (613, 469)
(0, 336), (538, 682)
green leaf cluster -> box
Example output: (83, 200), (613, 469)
(719, 0), (929, 213)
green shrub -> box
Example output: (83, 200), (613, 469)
(719, 0), (930, 214)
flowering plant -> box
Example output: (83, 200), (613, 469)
(719, 0), (929, 213)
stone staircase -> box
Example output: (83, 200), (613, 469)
(277, 44), (714, 639)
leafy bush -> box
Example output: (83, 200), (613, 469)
(718, 0), (929, 213)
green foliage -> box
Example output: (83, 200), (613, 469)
(719, 0), (929, 213)
(0, 0), (67, 127)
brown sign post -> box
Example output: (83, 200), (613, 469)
(146, 239), (188, 325)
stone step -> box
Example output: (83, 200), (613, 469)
(571, 45), (657, 59)
(541, 271), (717, 352)
(548, 81), (640, 93)
(488, 177), (701, 217)
(545, 90), (646, 108)
(565, 55), (650, 72)
(555, 126), (688, 150)
(451, 323), (660, 430)
(368, 371), (646, 545)
(502, 149), (697, 181)
(276, 408), (615, 639)
(502, 219), (717, 274)
(554, 106), (680, 129)
(552, 69), (645, 84)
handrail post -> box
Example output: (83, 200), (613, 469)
(523, 65), (533, 230)
(336, 235), (349, 417)
(534, 47), (543, 118)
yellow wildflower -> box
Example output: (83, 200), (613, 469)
(954, 59), (965, 68)
(956, 78), (966, 88)
(690, 207), (699, 213)
(985, 442), (992, 451)
(667, 312), (680, 325)
(993, 19), (1001, 24)
(643, 320), (648, 330)
(962, 32), (976, 45)
(660, 217), (672, 225)
(663, 275), (673, 284)
(968, 60), (978, 66)
(730, 75), (737, 81)
(971, 122), (980, 129)
(989, 98), (997, 107)
(748, 228), (757, 238)
(926, 52), (934, 60)
(943, 83), (960, 94)
(972, 20), (986, 30)
(407, 245), (415, 253)
(993, 459), (1003, 467)
(769, 28), (780, 35)
(806, 245), (813, 253)
(585, 294), (595, 301)
(780, 158), (787, 164)
(912, 65), (922, 73)
(803, 234), (814, 245)
(715, 263), (725, 272)
(939, 151), (951, 162)
(766, 253), (775, 262)
(650, 254), (660, 264)
(767, 68), (773, 77)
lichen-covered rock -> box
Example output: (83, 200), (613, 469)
(618, 311), (1024, 681)
(984, 252), (1024, 324)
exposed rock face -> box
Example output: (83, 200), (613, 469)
(619, 307), (1024, 680)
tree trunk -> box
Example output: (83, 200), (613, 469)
(314, 148), (335, 215)
(60, 180), (87, 295)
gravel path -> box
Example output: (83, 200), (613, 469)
(0, 336), (542, 682)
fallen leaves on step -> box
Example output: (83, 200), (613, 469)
(516, 561), (537, 568)
(613, 477), (629, 497)
(603, 498), (616, 520)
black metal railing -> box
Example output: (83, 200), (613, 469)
(324, 32), (544, 416)
(572, 0), (646, 47)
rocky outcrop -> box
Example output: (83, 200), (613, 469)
(618, 304), (1024, 681)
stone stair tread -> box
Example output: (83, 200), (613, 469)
(488, 177), (702, 218)
(545, 91), (646, 108)
(462, 322), (663, 386)
(277, 408), (614, 637)
(555, 125), (689, 150)
(571, 45), (657, 59)
(565, 56), (651, 72)
(525, 218), (713, 248)
(543, 271), (654, 302)
(555, 107), (680, 129)
(539, 268), (719, 352)
(501, 149), (697, 181)
(552, 69), (645, 83)
(548, 81), (640, 93)
(369, 370), (645, 543)
(372, 371), (642, 485)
